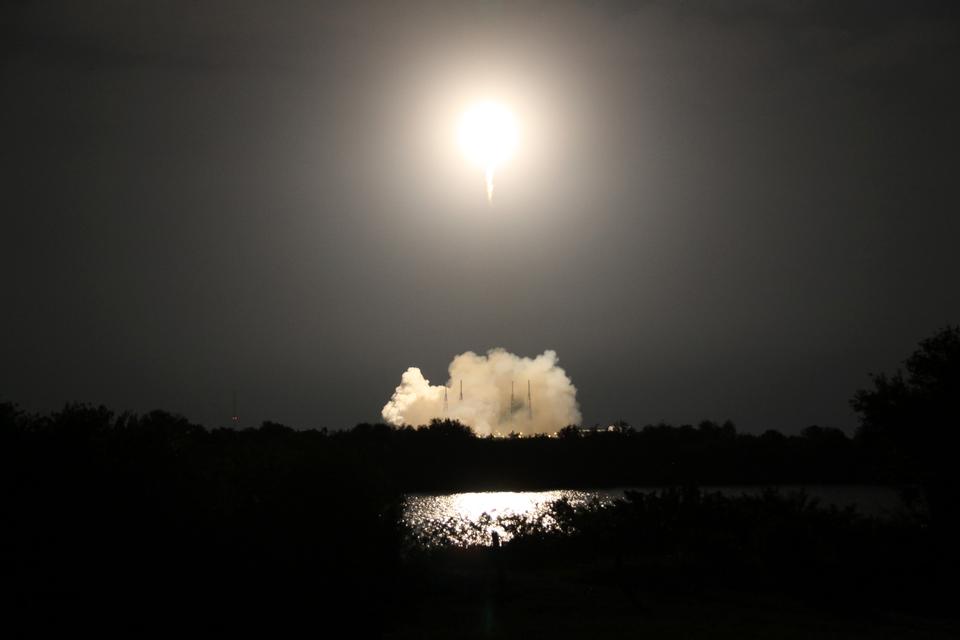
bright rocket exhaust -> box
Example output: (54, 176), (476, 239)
(459, 102), (518, 204)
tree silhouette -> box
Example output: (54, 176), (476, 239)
(422, 418), (474, 438)
(558, 424), (581, 439)
(852, 325), (960, 529)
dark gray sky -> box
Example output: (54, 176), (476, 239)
(3, 1), (959, 432)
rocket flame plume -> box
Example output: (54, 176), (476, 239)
(459, 102), (517, 204)
(382, 349), (581, 435)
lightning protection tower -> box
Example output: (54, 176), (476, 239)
(527, 379), (532, 420)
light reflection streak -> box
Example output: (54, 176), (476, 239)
(403, 489), (620, 547)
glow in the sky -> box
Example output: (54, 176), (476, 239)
(458, 101), (518, 202)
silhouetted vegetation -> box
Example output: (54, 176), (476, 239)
(1, 401), (945, 632)
(332, 417), (881, 492)
(852, 325), (960, 536)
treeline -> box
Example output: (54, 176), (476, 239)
(351, 419), (894, 491)
(2, 403), (898, 496)
(0, 401), (937, 629)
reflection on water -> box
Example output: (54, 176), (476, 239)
(404, 489), (621, 547)
(403, 485), (904, 547)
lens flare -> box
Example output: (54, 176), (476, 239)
(459, 102), (518, 202)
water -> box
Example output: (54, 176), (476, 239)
(402, 485), (907, 547)
(404, 489), (624, 547)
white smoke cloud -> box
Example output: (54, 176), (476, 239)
(382, 349), (581, 435)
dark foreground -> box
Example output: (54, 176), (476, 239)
(392, 487), (957, 638)
(394, 552), (959, 639)
(2, 401), (957, 636)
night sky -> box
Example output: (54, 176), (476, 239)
(3, 1), (959, 432)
